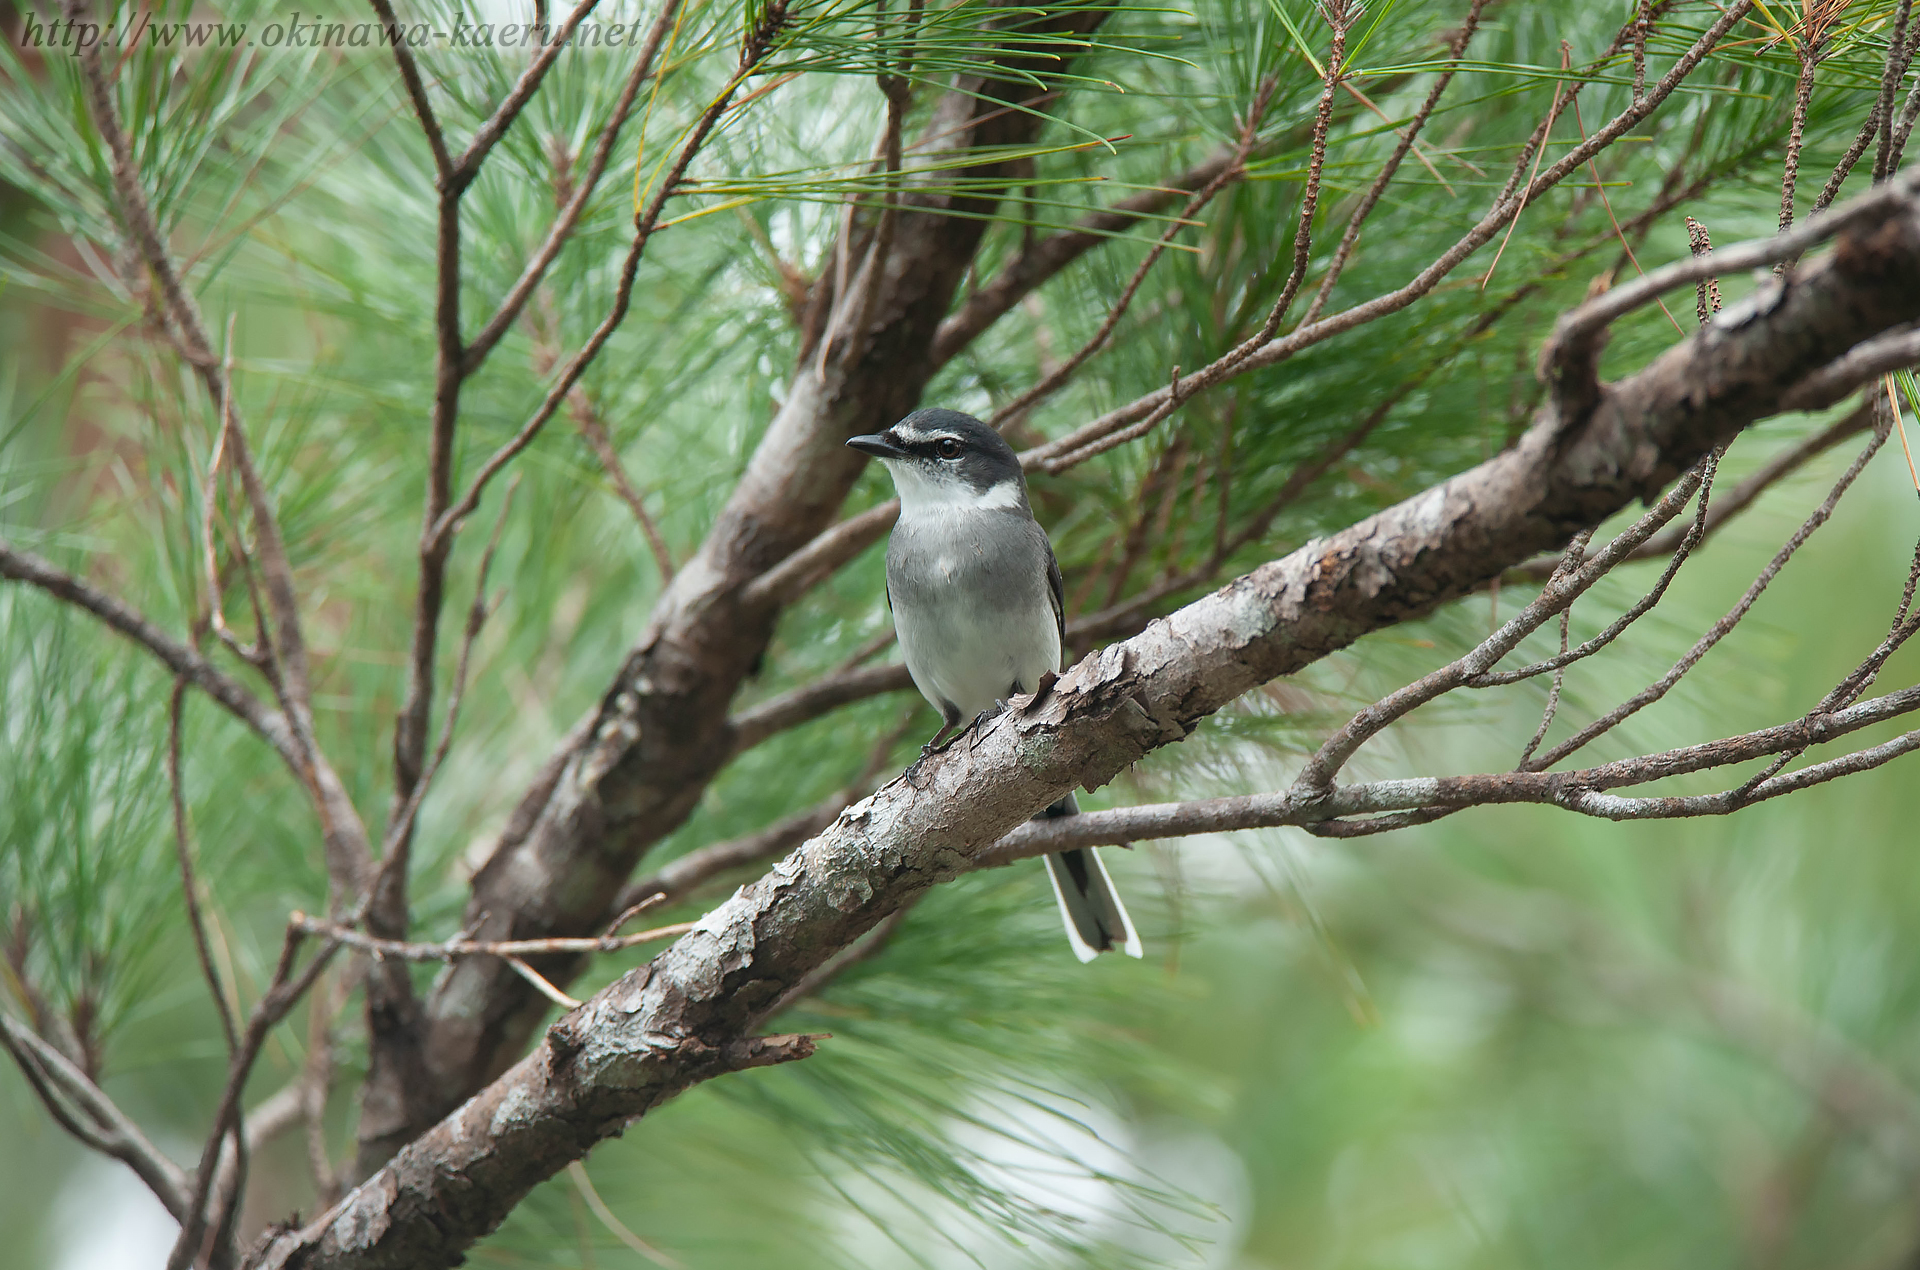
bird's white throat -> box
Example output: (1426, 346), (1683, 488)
(884, 461), (1025, 514)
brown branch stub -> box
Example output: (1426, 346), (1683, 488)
(1685, 215), (1721, 324)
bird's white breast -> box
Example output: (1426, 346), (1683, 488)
(887, 497), (1060, 723)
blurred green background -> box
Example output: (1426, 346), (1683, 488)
(5, 0), (1920, 1264)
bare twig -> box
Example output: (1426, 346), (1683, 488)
(1485, 449), (1725, 694)
(928, 153), (1238, 366)
(1778, 324), (1920, 412)
(168, 681), (238, 1054)
(616, 800), (854, 916)
(505, 957), (583, 1009)
(725, 161), (1794, 753)
(289, 914), (696, 961)
(985, 75), (1277, 432)
(572, 396), (676, 581)
(201, 323), (266, 670)
(431, 3), (793, 553)
(380, 478), (519, 869)
(1036, 10), (1354, 473)
(741, 501), (899, 610)
(1301, 0), (1489, 328)
(1293, 460), (1715, 792)
(1510, 397), (1877, 581)
(0, 543), (297, 765)
(1779, 50), (1821, 236)
(366, 0), (454, 180)
(625, 719), (915, 913)
(1547, 166), (1920, 370)
(821, 0), (922, 370)
(1515, 528), (1593, 767)
(986, 683), (1920, 857)
(450, 0), (612, 188)
(0, 1011), (192, 1220)
(1876, 0), (1916, 183)
(63, 0), (373, 906)
(1528, 420), (1890, 771)
(168, 922), (342, 1270)
(1029, 0), (1757, 473)
(463, 0), (688, 372)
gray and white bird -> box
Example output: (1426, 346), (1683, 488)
(847, 408), (1142, 962)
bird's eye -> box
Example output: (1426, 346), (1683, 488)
(936, 438), (963, 459)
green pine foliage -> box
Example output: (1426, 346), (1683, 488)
(4, 0), (1920, 1264)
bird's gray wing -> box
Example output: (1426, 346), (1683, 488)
(1044, 534), (1066, 667)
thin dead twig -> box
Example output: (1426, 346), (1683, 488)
(741, 501), (899, 610)
(1779, 49), (1823, 237)
(289, 914), (697, 962)
(1478, 448), (1724, 693)
(1293, 459), (1715, 793)
(987, 682), (1920, 857)
(375, 477), (520, 932)
(730, 161), (1759, 754)
(1038, 12), (1353, 474)
(167, 921), (341, 1270)
(0, 542), (297, 765)
(1547, 165), (1920, 371)
(450, 0), (613, 190)
(985, 74), (1278, 434)
(507, 957), (584, 1009)
(624, 717), (915, 913)
(168, 681), (238, 1054)
(0, 1012), (192, 1220)
(929, 152), (1238, 366)
(1301, 0), (1490, 328)
(1528, 419), (1890, 771)
(572, 395), (676, 581)
(1876, 0), (1917, 183)
(201, 322), (267, 671)
(1778, 324), (1920, 413)
(366, 0), (454, 179)
(821, 0), (922, 370)
(464, 0), (687, 371)
(1511, 398), (1876, 582)
(430, 4), (793, 555)
(1031, 0), (1755, 474)
(1515, 528), (1592, 768)
(64, 0), (373, 905)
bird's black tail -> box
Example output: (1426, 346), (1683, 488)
(1037, 793), (1142, 963)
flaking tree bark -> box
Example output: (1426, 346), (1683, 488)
(246, 168), (1920, 1270)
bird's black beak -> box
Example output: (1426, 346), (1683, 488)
(847, 432), (907, 460)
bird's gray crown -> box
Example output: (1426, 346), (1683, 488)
(847, 408), (1026, 503)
